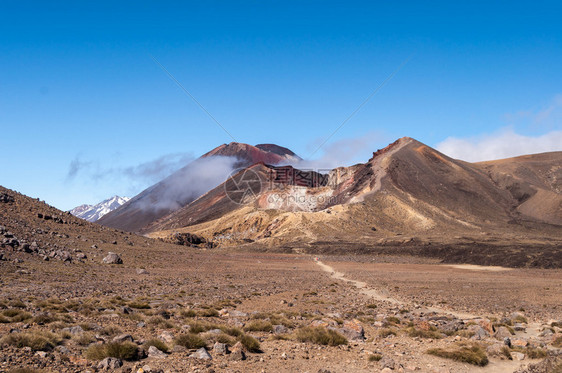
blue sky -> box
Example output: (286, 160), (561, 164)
(2, 1), (562, 210)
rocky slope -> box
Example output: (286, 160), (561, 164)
(70, 196), (130, 222)
(97, 142), (301, 233)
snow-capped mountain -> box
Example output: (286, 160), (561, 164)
(70, 196), (130, 222)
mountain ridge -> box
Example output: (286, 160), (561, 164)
(69, 195), (130, 222)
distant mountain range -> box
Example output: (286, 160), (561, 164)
(70, 196), (130, 222)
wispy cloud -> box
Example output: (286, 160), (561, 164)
(504, 94), (562, 130)
(436, 129), (562, 162)
(67, 152), (196, 185)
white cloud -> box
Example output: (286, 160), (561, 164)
(436, 129), (562, 162)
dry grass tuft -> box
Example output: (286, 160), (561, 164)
(405, 326), (443, 339)
(244, 320), (273, 332)
(296, 326), (348, 346)
(1, 331), (61, 351)
(368, 353), (383, 361)
(85, 342), (139, 361)
(378, 328), (397, 338)
(174, 333), (206, 349)
(143, 338), (169, 353)
(427, 343), (488, 366)
(238, 334), (261, 352)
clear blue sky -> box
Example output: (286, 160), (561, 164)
(2, 1), (562, 210)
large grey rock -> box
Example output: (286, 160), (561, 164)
(190, 347), (212, 360)
(273, 324), (289, 334)
(112, 333), (133, 343)
(97, 357), (123, 370)
(494, 326), (512, 340)
(159, 331), (174, 343)
(213, 342), (229, 355)
(102, 252), (123, 264)
(379, 356), (395, 370)
(229, 342), (246, 361)
(148, 345), (167, 359)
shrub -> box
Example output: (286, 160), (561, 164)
(1, 331), (61, 351)
(385, 316), (401, 325)
(143, 338), (169, 353)
(553, 336), (562, 348)
(238, 334), (261, 352)
(180, 309), (197, 318)
(295, 327), (348, 346)
(9, 300), (26, 308)
(501, 346), (512, 360)
(2, 309), (32, 322)
(174, 334), (206, 349)
(427, 343), (488, 366)
(368, 353), (383, 362)
(75, 333), (96, 346)
(99, 326), (121, 336)
(147, 316), (173, 329)
(244, 320), (273, 332)
(405, 327), (443, 339)
(198, 308), (219, 317)
(128, 301), (151, 309)
(85, 342), (138, 361)
(513, 315), (528, 324)
(214, 333), (236, 345)
(186, 321), (219, 334)
(523, 347), (547, 359)
(378, 328), (397, 338)
(33, 314), (58, 325)
(219, 326), (243, 337)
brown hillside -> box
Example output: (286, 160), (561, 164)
(97, 142), (300, 232)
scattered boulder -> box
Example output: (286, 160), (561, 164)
(511, 351), (526, 361)
(112, 333), (134, 343)
(97, 357), (123, 370)
(494, 326), (513, 340)
(159, 331), (174, 343)
(379, 356), (395, 370)
(148, 345), (167, 359)
(273, 324), (289, 334)
(102, 252), (123, 264)
(331, 319), (364, 341)
(0, 193), (15, 203)
(230, 342), (246, 361)
(190, 347), (212, 360)
(213, 342), (229, 355)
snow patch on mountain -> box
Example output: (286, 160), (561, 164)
(70, 196), (130, 222)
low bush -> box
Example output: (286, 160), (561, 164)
(427, 343), (488, 366)
(295, 326), (348, 346)
(143, 338), (169, 353)
(174, 333), (206, 349)
(378, 328), (397, 338)
(85, 342), (139, 361)
(1, 331), (61, 351)
(238, 334), (261, 352)
(368, 354), (383, 362)
(180, 309), (197, 318)
(244, 320), (273, 332)
(405, 326), (443, 339)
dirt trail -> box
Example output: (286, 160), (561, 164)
(315, 258), (478, 319)
(314, 258), (544, 366)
